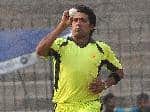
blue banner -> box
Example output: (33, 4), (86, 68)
(0, 28), (71, 74)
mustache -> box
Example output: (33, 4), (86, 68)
(74, 28), (81, 31)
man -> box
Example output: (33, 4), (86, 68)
(136, 93), (150, 112)
(115, 93), (150, 112)
(36, 4), (124, 112)
(102, 93), (116, 112)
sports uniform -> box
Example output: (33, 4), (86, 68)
(48, 37), (122, 112)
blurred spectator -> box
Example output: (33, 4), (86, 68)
(115, 107), (139, 112)
(102, 92), (150, 112)
(115, 93), (150, 112)
(136, 93), (149, 112)
(102, 93), (116, 112)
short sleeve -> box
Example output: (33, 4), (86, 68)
(42, 37), (66, 60)
(97, 41), (123, 70)
(51, 37), (67, 53)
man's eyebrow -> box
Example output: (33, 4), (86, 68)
(73, 17), (86, 19)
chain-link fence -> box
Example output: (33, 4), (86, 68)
(0, 61), (53, 112)
(0, 0), (150, 111)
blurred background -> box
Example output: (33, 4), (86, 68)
(0, 0), (150, 111)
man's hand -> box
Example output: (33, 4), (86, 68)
(36, 10), (73, 57)
(60, 10), (73, 28)
(89, 77), (106, 94)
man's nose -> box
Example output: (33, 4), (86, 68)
(76, 19), (82, 25)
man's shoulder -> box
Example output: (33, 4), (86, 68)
(53, 37), (68, 46)
(55, 37), (67, 41)
(95, 40), (112, 51)
(95, 40), (108, 46)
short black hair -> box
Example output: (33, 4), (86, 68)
(102, 93), (115, 104)
(136, 93), (149, 102)
(73, 4), (96, 27)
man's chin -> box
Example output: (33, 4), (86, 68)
(72, 33), (82, 37)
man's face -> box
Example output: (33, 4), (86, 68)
(71, 12), (94, 38)
(106, 97), (116, 110)
(137, 99), (149, 108)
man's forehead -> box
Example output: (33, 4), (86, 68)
(73, 12), (88, 18)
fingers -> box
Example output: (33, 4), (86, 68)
(62, 11), (69, 19)
(61, 10), (73, 27)
(89, 78), (105, 94)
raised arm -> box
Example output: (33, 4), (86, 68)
(36, 11), (72, 57)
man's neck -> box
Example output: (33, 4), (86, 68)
(72, 36), (90, 47)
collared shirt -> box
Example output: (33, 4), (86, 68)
(48, 37), (122, 103)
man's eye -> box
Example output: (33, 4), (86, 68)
(80, 18), (87, 22)
(73, 18), (88, 23)
(73, 18), (78, 22)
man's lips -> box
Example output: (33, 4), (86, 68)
(75, 28), (81, 32)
